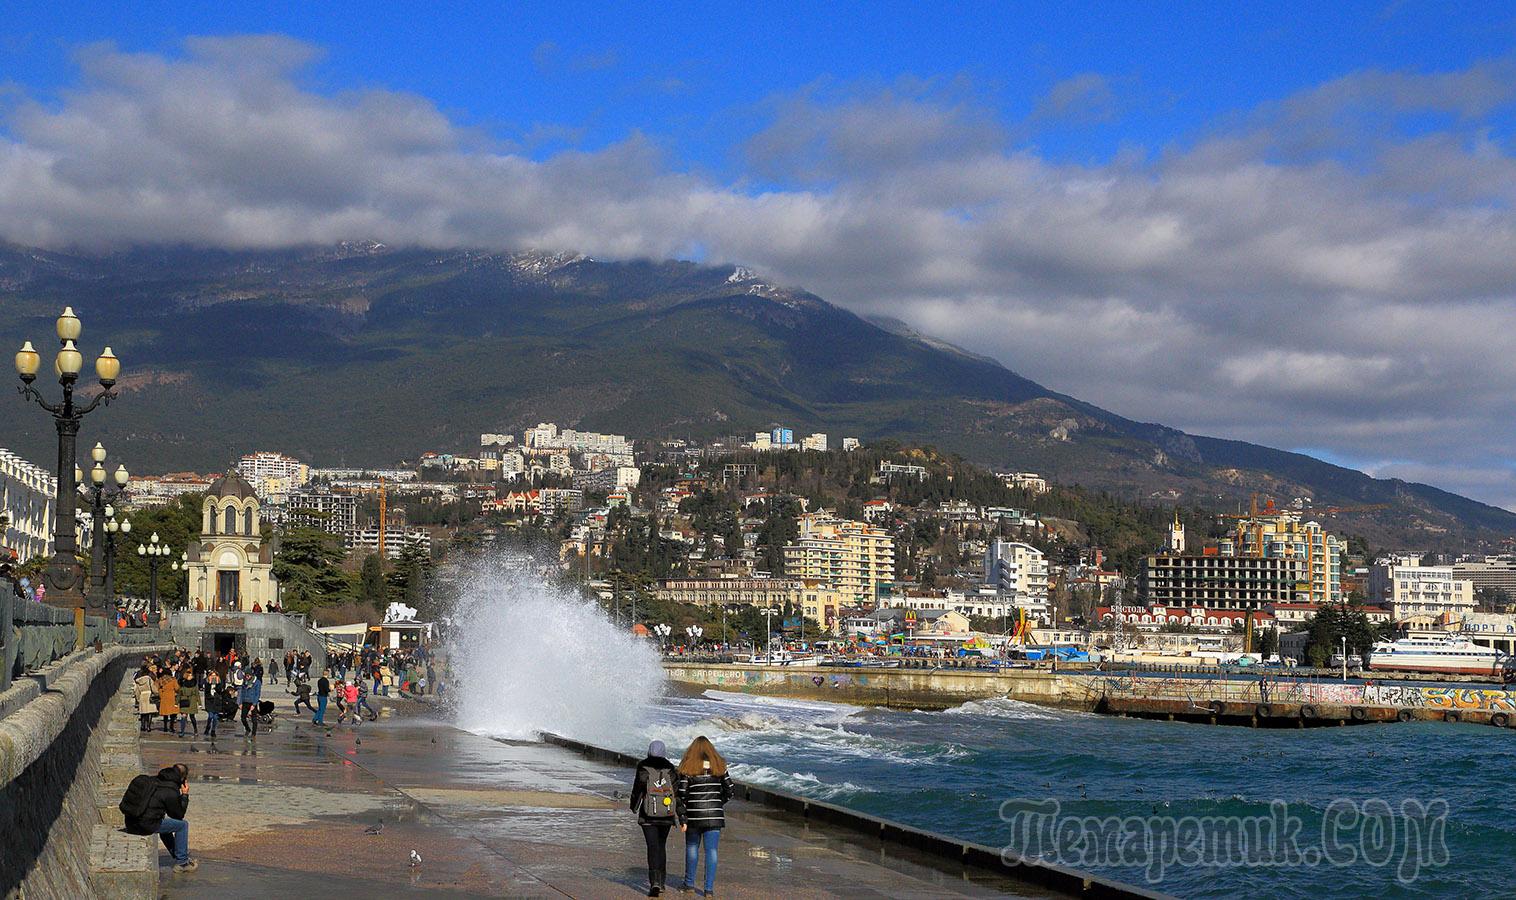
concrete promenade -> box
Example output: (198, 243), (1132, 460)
(140, 695), (1059, 898)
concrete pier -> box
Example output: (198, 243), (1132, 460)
(662, 661), (1516, 728)
(139, 694), (1155, 898)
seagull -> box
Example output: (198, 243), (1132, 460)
(409, 849), (422, 867)
(364, 820), (384, 835)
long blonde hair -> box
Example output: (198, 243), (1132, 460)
(677, 735), (727, 777)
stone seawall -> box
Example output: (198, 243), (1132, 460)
(0, 644), (169, 897)
(662, 661), (1091, 710)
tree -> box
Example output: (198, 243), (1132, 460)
(359, 553), (386, 612)
(1305, 603), (1385, 666)
(271, 528), (350, 614)
(115, 493), (203, 608)
(387, 542), (434, 616)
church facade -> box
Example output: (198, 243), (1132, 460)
(185, 472), (276, 612)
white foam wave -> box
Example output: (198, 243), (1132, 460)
(946, 697), (1063, 721)
(731, 764), (875, 800)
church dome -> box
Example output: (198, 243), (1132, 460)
(207, 471), (259, 501)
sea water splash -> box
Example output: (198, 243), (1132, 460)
(447, 554), (666, 744)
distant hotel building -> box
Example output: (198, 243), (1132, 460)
(1451, 558), (1516, 599)
(984, 540), (1051, 617)
(1141, 553), (1301, 610)
(125, 473), (216, 509)
(345, 526), (431, 560)
(998, 472), (1049, 494)
(285, 488), (360, 534)
(654, 576), (848, 632)
(1, 448), (56, 562)
(236, 451), (309, 502)
(783, 513), (895, 603)
(1369, 554), (1475, 621)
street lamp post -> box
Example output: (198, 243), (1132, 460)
(83, 443), (129, 609)
(103, 504), (132, 607)
(138, 531), (170, 622)
(761, 607), (780, 659)
(14, 307), (122, 612)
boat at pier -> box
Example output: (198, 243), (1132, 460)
(1366, 635), (1510, 677)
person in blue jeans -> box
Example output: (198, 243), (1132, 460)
(675, 736), (734, 897)
(314, 673), (331, 724)
(124, 764), (198, 874)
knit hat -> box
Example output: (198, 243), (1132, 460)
(648, 740), (666, 758)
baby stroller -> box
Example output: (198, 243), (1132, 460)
(256, 700), (279, 731)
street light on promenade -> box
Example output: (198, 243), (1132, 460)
(761, 607), (780, 658)
(14, 307), (122, 612)
(137, 531), (171, 622)
(82, 443), (129, 610)
(103, 507), (132, 607)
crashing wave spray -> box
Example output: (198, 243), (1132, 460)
(446, 553), (666, 744)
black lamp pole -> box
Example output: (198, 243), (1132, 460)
(13, 308), (121, 613)
(83, 446), (129, 610)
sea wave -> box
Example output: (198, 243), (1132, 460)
(945, 697), (1063, 721)
(731, 764), (876, 801)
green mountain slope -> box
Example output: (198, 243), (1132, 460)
(1, 242), (1509, 547)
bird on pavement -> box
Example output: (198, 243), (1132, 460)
(363, 820), (384, 835)
(409, 849), (422, 867)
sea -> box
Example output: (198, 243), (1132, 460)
(625, 688), (1514, 898)
(446, 558), (1514, 899)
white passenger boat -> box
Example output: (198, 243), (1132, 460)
(1366, 636), (1509, 677)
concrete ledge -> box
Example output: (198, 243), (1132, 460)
(89, 672), (158, 899)
(87, 824), (156, 900)
(542, 732), (1170, 900)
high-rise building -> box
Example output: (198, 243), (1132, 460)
(1228, 509), (1344, 604)
(236, 451), (309, 499)
(771, 427), (795, 448)
(1141, 552), (1301, 610)
(984, 541), (1051, 611)
(285, 488), (359, 534)
(783, 513), (895, 603)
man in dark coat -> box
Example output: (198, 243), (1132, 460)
(124, 764), (197, 873)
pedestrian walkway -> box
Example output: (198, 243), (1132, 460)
(141, 704), (1054, 898)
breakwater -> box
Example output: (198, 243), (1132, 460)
(662, 662), (1516, 728)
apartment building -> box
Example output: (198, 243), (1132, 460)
(1369, 555), (1475, 621)
(1140, 553), (1302, 610)
(285, 488), (360, 534)
(984, 540), (1051, 610)
(783, 513), (895, 603)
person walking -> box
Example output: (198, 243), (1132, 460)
(238, 670), (263, 737)
(202, 669), (223, 739)
(269, 655), (280, 685)
(134, 667), (156, 732)
(123, 764), (197, 874)
(675, 736), (734, 897)
(313, 672), (331, 725)
(629, 740), (680, 896)
(157, 667), (181, 734)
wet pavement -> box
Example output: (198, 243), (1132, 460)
(140, 695), (1048, 898)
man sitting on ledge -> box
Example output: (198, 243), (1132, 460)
(124, 763), (198, 874)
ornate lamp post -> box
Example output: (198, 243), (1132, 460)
(170, 553), (186, 611)
(82, 443), (129, 608)
(137, 531), (170, 621)
(103, 508), (132, 607)
(14, 307), (121, 611)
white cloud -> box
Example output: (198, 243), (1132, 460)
(4, 37), (1516, 506)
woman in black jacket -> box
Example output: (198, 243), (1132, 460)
(675, 736), (734, 897)
(629, 740), (680, 896)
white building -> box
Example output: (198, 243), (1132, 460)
(0, 448), (56, 562)
(998, 472), (1050, 494)
(801, 433), (828, 451)
(1369, 554), (1476, 622)
(345, 526), (431, 560)
(525, 423), (633, 457)
(984, 540), (1051, 619)
(841, 437), (860, 451)
(480, 432), (515, 449)
(236, 451), (309, 500)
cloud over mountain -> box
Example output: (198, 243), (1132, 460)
(3, 36), (1515, 506)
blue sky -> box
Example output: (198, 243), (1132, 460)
(3, 4), (1516, 507)
(7, 2), (1513, 171)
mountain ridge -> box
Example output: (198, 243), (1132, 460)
(1, 241), (1510, 547)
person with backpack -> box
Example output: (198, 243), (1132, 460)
(629, 740), (680, 896)
(121, 764), (197, 874)
(675, 736), (734, 898)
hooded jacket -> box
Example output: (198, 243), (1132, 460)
(629, 755), (680, 825)
(124, 767), (189, 834)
